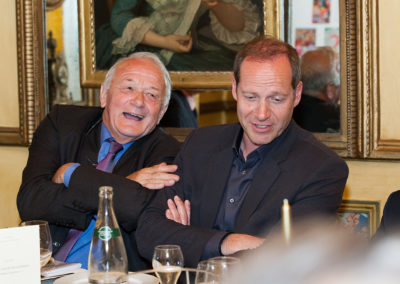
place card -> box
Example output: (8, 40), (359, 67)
(0, 225), (40, 283)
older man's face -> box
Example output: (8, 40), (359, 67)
(100, 58), (167, 144)
(232, 55), (302, 155)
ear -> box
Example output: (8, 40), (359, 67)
(157, 104), (169, 124)
(293, 81), (303, 107)
(99, 84), (107, 108)
(232, 75), (238, 101)
(326, 83), (338, 102)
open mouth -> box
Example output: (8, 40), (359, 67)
(255, 124), (269, 129)
(123, 112), (144, 121)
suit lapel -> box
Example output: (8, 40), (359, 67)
(234, 158), (281, 231)
(233, 122), (298, 231)
(78, 118), (101, 167)
(199, 146), (234, 228)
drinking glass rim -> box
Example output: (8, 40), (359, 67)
(154, 244), (182, 250)
(207, 256), (241, 264)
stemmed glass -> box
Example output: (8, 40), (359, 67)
(195, 260), (219, 284)
(20, 220), (53, 267)
(152, 245), (184, 284)
(205, 256), (241, 283)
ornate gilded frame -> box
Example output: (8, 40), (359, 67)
(338, 200), (380, 238)
(78, 0), (278, 89)
(0, 0), (46, 145)
(280, 0), (365, 158)
(358, 0), (399, 159)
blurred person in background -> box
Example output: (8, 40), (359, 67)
(293, 46), (340, 133)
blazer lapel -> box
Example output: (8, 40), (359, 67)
(234, 158), (281, 231)
(199, 147), (234, 227)
(78, 118), (101, 167)
(233, 121), (298, 231)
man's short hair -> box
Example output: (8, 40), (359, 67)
(103, 52), (172, 106)
(301, 46), (340, 92)
(233, 36), (301, 90)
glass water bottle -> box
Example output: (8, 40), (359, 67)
(88, 186), (128, 284)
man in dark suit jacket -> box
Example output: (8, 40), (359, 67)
(17, 52), (181, 271)
(375, 190), (400, 236)
(136, 37), (349, 267)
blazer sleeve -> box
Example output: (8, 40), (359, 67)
(17, 108), (92, 229)
(376, 191), (400, 236)
(289, 156), (348, 222)
(136, 131), (222, 268)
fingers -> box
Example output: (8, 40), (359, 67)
(126, 163), (179, 189)
(184, 200), (191, 225)
(148, 162), (178, 174)
(174, 196), (189, 225)
(167, 198), (180, 223)
(165, 196), (190, 225)
(141, 178), (177, 190)
(165, 208), (174, 221)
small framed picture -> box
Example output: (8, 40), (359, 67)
(337, 200), (380, 239)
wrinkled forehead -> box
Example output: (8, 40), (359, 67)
(113, 59), (165, 90)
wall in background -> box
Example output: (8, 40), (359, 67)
(1, 1), (400, 228)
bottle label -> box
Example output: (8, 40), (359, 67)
(94, 226), (121, 241)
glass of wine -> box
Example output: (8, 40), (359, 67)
(152, 244), (184, 284)
(20, 220), (53, 267)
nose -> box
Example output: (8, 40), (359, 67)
(255, 101), (270, 121)
(130, 91), (144, 107)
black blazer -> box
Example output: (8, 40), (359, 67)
(376, 190), (400, 236)
(136, 122), (349, 267)
(17, 105), (181, 271)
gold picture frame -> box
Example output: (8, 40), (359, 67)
(338, 200), (380, 238)
(78, 0), (278, 89)
(0, 1), (46, 145)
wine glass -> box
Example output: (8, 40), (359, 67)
(206, 256), (241, 283)
(152, 244), (184, 284)
(20, 220), (53, 267)
(195, 260), (219, 284)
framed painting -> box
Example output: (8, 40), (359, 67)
(78, 0), (279, 89)
(337, 200), (380, 239)
(0, 1), (45, 145)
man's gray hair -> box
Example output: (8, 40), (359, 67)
(301, 46), (340, 92)
(103, 52), (171, 106)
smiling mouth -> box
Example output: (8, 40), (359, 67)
(123, 112), (144, 121)
(255, 124), (269, 129)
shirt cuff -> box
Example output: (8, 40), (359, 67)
(64, 163), (80, 187)
(201, 231), (231, 260)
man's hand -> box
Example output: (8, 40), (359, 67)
(165, 195), (191, 225)
(126, 162), (179, 190)
(221, 233), (265, 255)
(52, 163), (75, 184)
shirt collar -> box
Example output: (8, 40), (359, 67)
(100, 123), (134, 150)
(232, 121), (294, 161)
